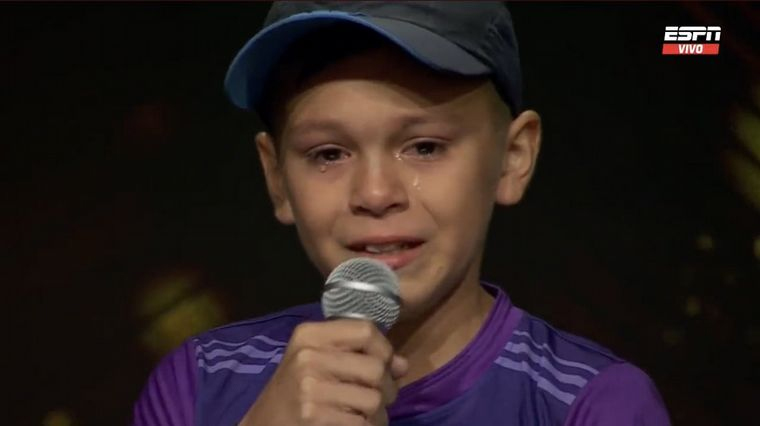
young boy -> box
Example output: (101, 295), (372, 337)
(134, 2), (670, 425)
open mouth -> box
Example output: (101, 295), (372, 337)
(346, 239), (425, 270)
(349, 241), (423, 254)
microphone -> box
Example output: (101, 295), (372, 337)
(321, 257), (401, 332)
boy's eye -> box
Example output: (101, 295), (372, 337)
(403, 140), (446, 159)
(307, 147), (349, 165)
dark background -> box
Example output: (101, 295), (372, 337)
(3, 2), (758, 425)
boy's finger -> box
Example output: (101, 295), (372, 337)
(295, 320), (394, 363)
(390, 355), (409, 379)
(308, 380), (384, 420)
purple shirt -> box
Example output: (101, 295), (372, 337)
(134, 285), (670, 425)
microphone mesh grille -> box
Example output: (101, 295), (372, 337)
(322, 258), (400, 331)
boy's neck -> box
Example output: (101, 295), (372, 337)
(388, 275), (495, 387)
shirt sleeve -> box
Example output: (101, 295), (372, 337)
(133, 339), (198, 426)
(563, 362), (671, 426)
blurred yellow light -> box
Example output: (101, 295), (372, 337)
(684, 296), (702, 317)
(733, 106), (760, 164)
(725, 83), (760, 213)
(135, 268), (229, 359)
(140, 290), (228, 358)
(43, 410), (73, 426)
(136, 270), (200, 319)
(661, 327), (683, 347)
(695, 234), (714, 251)
(724, 149), (760, 212)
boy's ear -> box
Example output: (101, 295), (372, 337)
(495, 110), (542, 206)
(255, 132), (295, 224)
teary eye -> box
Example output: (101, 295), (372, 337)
(308, 146), (349, 165)
(403, 140), (447, 159)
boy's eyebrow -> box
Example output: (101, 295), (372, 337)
(287, 114), (458, 137)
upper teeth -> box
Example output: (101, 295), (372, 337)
(365, 243), (406, 253)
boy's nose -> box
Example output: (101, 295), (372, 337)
(349, 157), (409, 217)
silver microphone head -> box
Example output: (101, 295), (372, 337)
(321, 257), (401, 331)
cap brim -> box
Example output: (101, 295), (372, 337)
(224, 11), (490, 110)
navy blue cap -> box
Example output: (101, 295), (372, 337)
(225, 1), (522, 115)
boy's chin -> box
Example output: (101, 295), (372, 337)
(396, 277), (448, 322)
(394, 294), (443, 325)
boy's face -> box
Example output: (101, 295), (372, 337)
(257, 46), (540, 319)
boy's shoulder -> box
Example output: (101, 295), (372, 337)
(488, 308), (669, 426)
(194, 302), (322, 349)
(134, 303), (322, 426)
(189, 303), (323, 425)
(510, 309), (624, 375)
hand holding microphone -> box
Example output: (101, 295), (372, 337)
(240, 258), (407, 426)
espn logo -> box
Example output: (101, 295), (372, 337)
(662, 26), (721, 55)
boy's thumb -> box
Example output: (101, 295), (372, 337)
(390, 354), (409, 379)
